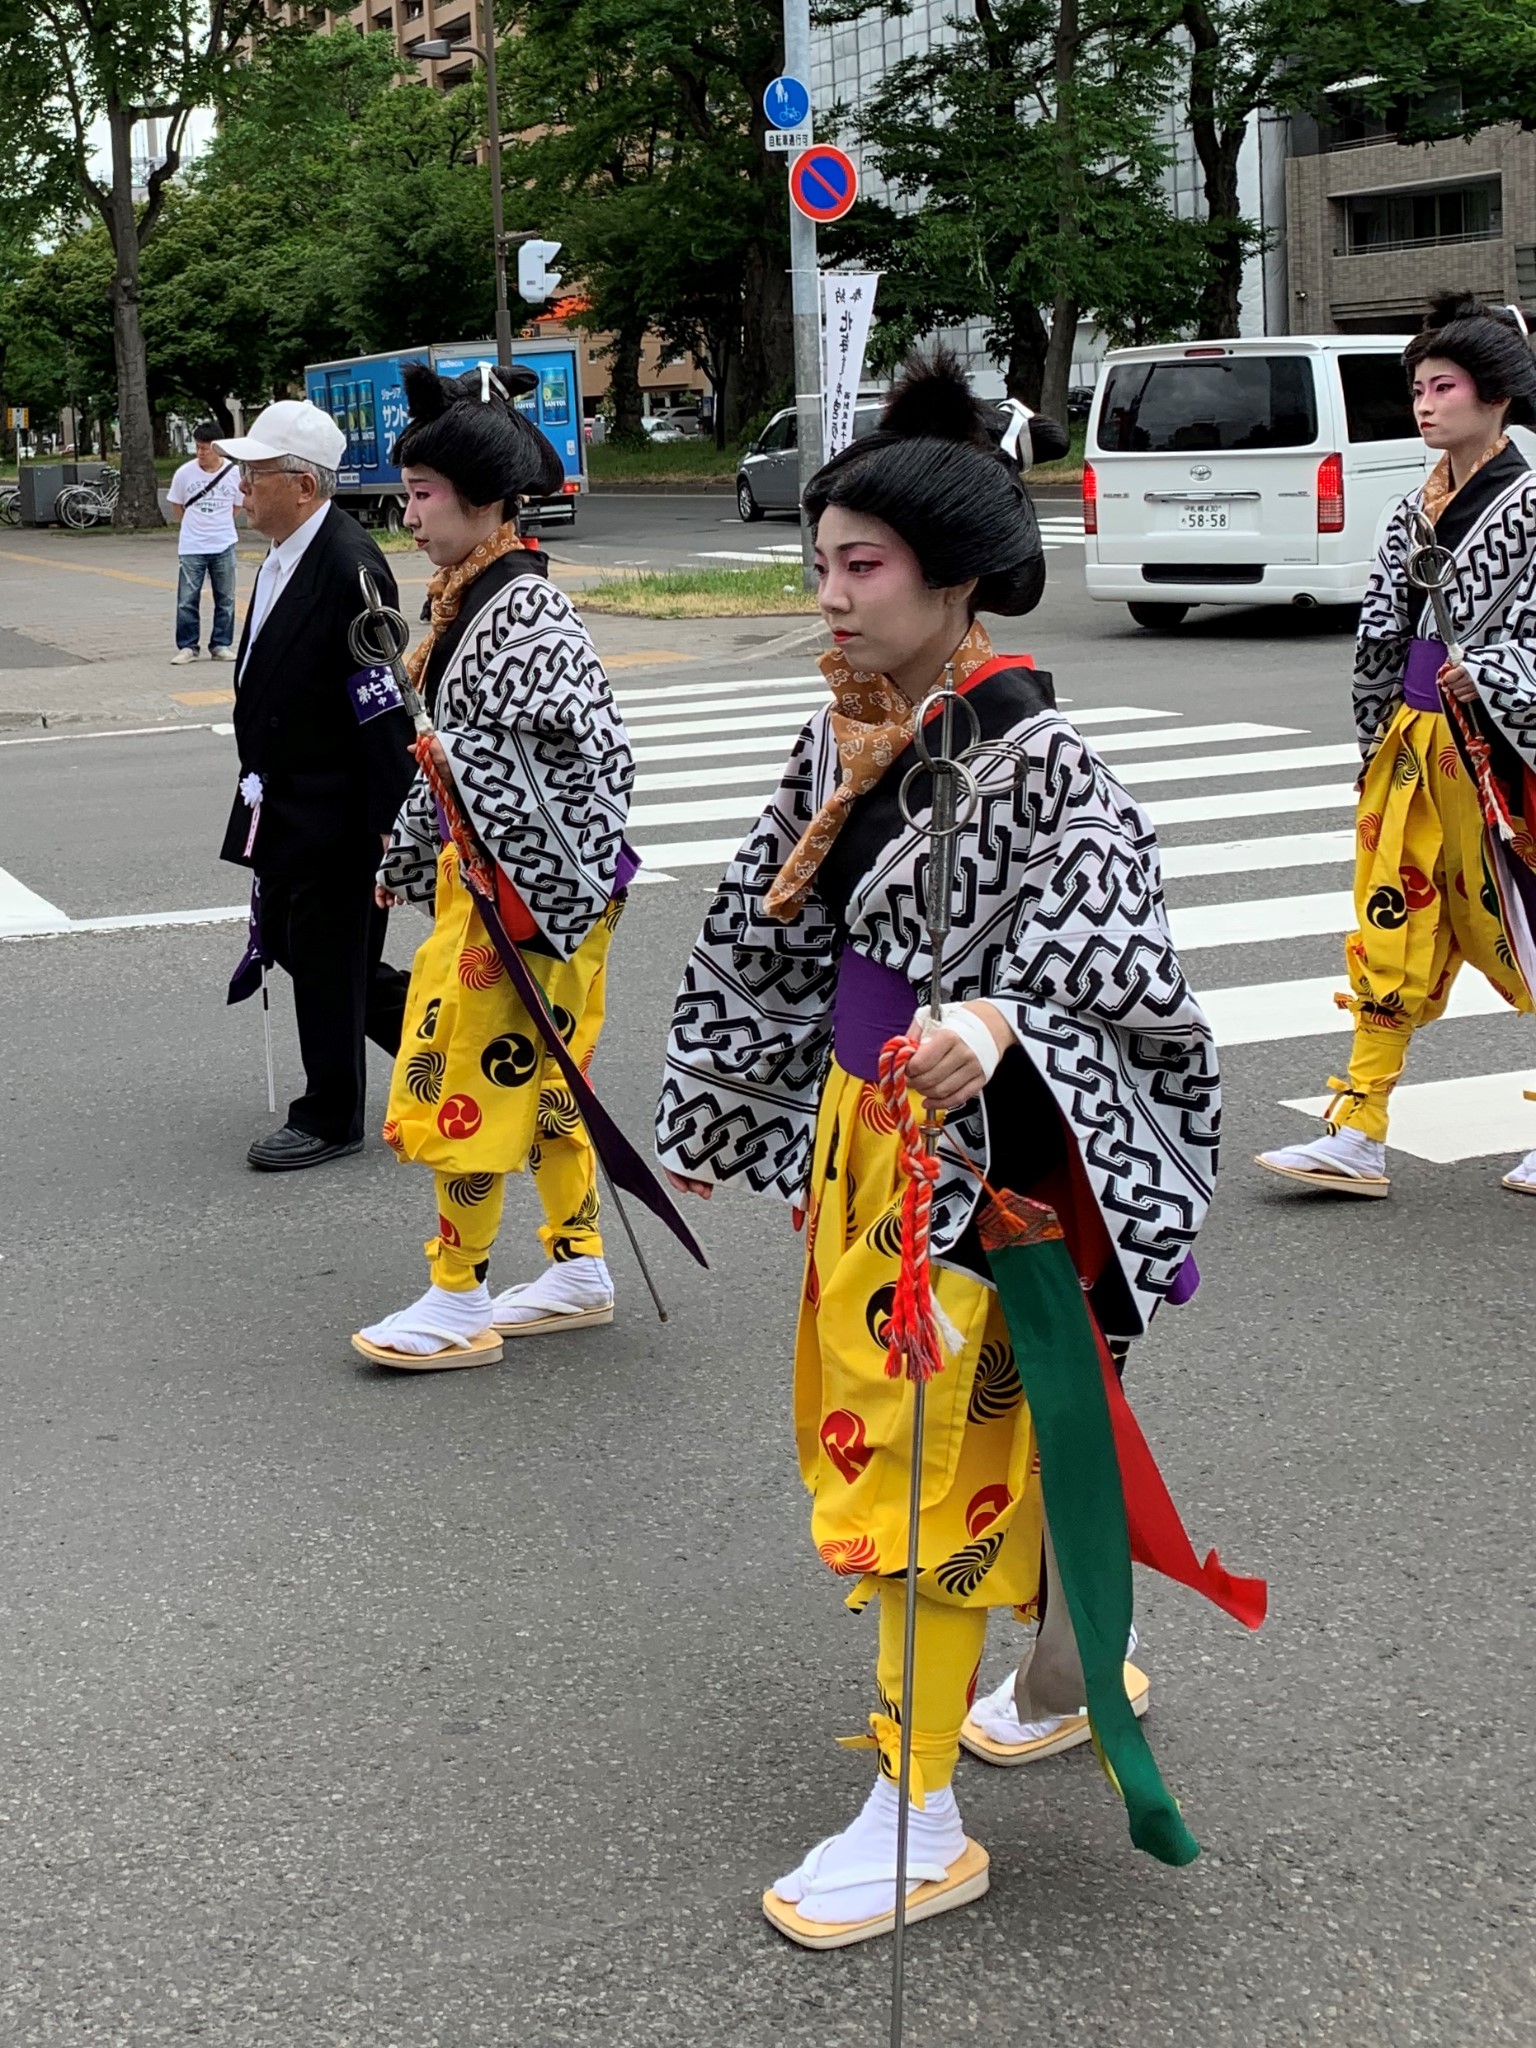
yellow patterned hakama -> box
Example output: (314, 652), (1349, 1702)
(793, 1059), (1045, 1785)
(383, 844), (621, 1286)
(1334, 703), (1534, 1140)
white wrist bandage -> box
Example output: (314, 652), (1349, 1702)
(914, 1003), (1004, 1084)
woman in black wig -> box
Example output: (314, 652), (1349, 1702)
(1259, 294), (1536, 1198)
(352, 362), (634, 1367)
(657, 352), (1260, 1943)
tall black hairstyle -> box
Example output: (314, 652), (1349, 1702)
(802, 348), (1047, 617)
(391, 360), (566, 512)
(1403, 294), (1536, 428)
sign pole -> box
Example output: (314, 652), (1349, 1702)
(784, 0), (822, 591)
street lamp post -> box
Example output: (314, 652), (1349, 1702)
(416, 1), (514, 366)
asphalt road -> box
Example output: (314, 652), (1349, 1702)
(2, 545), (1534, 2047)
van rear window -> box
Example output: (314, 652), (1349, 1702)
(1096, 358), (1318, 452)
(1338, 353), (1417, 443)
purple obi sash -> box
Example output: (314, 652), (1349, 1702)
(614, 838), (641, 893)
(1403, 637), (1448, 712)
(834, 947), (917, 1082)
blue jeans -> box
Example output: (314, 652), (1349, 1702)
(176, 548), (237, 652)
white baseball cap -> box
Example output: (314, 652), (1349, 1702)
(216, 399), (347, 470)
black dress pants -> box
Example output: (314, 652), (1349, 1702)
(259, 865), (411, 1144)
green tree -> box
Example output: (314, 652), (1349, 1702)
(831, 0), (1206, 417)
(500, 0), (792, 436)
(0, 0), (271, 523)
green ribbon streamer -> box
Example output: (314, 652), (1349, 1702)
(985, 1233), (1199, 1867)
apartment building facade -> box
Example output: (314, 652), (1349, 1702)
(1286, 99), (1536, 332)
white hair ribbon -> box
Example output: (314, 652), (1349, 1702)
(478, 364), (511, 403)
(998, 397), (1035, 468)
(1505, 304), (1531, 338)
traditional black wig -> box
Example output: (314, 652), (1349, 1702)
(391, 360), (566, 509)
(1403, 294), (1536, 427)
(802, 349), (1046, 616)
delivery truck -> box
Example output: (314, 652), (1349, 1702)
(304, 334), (586, 531)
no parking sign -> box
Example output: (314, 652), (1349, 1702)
(789, 145), (859, 224)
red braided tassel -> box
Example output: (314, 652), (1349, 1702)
(1443, 691), (1517, 846)
(415, 735), (496, 895)
(876, 1029), (945, 1384)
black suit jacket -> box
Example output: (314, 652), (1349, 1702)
(220, 503), (417, 878)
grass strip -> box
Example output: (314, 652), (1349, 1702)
(580, 564), (818, 618)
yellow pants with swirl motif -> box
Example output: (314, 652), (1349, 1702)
(1334, 702), (1533, 1141)
(794, 1058), (1044, 1786)
(383, 844), (620, 1288)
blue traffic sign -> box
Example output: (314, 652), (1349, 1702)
(789, 144), (859, 224)
(764, 75), (812, 131)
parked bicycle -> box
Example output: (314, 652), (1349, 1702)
(55, 469), (120, 529)
(0, 484), (19, 527)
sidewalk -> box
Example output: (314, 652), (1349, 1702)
(0, 529), (821, 729)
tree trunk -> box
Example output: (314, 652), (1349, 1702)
(1192, 129), (1246, 337)
(105, 102), (164, 527)
(1181, 3), (1248, 340)
(738, 234), (791, 428)
(1041, 294), (1080, 427)
(607, 319), (645, 441)
(1005, 301), (1051, 406)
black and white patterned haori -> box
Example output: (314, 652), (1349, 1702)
(1357, 441), (1536, 772)
(656, 663), (1220, 1336)
(381, 570), (633, 958)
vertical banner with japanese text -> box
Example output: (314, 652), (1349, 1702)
(821, 273), (881, 458)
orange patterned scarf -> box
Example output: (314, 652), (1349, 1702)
(403, 520), (539, 696)
(764, 620), (995, 921)
(1421, 433), (1509, 527)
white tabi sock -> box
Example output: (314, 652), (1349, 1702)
(1505, 1146), (1536, 1188)
(490, 1254), (613, 1325)
(971, 1627), (1140, 1746)
(358, 1282), (494, 1357)
(771, 1775), (966, 1926)
(1259, 1127), (1386, 1178)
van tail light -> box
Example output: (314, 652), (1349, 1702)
(1083, 461), (1098, 535)
(1317, 452), (1344, 532)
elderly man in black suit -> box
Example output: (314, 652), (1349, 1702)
(217, 400), (417, 1171)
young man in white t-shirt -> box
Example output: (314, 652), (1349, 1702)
(166, 421), (244, 664)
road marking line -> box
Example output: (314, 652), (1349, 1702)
(1171, 888), (1354, 951)
(633, 760), (787, 794)
(1200, 970), (1507, 1047)
(0, 721), (228, 749)
(622, 689), (826, 727)
(627, 706), (820, 744)
(1284, 1067), (1536, 1163)
(1159, 830), (1355, 880)
(0, 903), (248, 943)
(0, 864), (69, 936)
(601, 650), (696, 669)
(1145, 783), (1356, 828)
(1092, 720), (1302, 756)
(614, 673), (820, 706)
(170, 688), (235, 707)
(1114, 743), (1361, 787)
(0, 547), (177, 591)
(633, 731), (819, 765)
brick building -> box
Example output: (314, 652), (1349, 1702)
(1287, 96), (1536, 333)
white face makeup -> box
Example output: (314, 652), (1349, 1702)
(1411, 356), (1510, 457)
(400, 465), (503, 567)
(813, 504), (974, 699)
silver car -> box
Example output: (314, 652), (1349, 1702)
(736, 403), (883, 521)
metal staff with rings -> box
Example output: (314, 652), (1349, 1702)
(881, 679), (983, 2048)
(1406, 508), (1518, 844)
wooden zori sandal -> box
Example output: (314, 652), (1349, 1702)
(959, 1660), (1150, 1766)
(761, 1839), (990, 1951)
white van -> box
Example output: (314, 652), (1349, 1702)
(1082, 335), (1430, 628)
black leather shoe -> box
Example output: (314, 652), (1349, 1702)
(246, 1124), (364, 1172)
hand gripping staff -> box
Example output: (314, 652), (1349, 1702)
(347, 566), (708, 1309)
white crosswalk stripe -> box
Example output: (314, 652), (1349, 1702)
(609, 664), (1534, 1166)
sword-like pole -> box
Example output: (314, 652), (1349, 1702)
(889, 682), (976, 2047)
